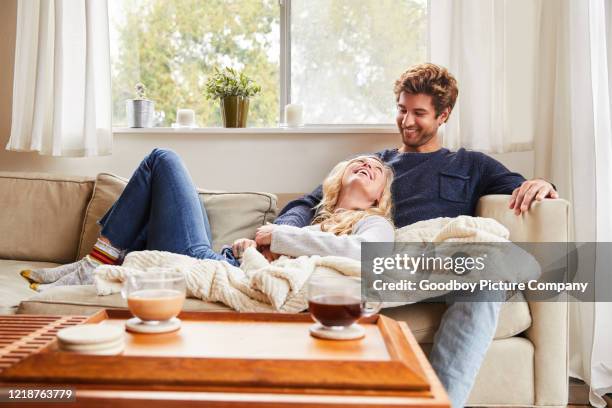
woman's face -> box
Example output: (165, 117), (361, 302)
(340, 157), (387, 206)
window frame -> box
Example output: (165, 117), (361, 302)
(111, 0), (414, 130)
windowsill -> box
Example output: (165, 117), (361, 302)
(112, 125), (398, 135)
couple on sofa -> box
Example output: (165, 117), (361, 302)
(23, 63), (557, 408)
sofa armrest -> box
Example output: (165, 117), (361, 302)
(476, 195), (570, 406)
(475, 195), (570, 242)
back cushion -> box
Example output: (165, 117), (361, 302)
(77, 173), (278, 258)
(0, 172), (94, 263)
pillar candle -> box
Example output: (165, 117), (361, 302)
(176, 109), (195, 126)
(284, 104), (303, 126)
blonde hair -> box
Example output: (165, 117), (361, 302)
(312, 156), (394, 236)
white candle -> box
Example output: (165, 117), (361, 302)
(176, 109), (195, 126)
(284, 104), (303, 126)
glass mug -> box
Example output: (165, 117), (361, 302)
(307, 276), (381, 332)
(122, 268), (186, 324)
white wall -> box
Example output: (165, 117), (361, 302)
(0, 0), (534, 193)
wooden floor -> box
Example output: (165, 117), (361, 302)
(563, 378), (610, 408)
(482, 379), (610, 408)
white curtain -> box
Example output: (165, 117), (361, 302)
(534, 0), (612, 406)
(6, 0), (112, 157)
(429, 0), (537, 153)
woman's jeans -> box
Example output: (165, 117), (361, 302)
(98, 148), (238, 266)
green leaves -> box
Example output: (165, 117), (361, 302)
(134, 82), (148, 100)
(204, 66), (262, 100)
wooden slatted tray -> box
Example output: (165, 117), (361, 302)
(0, 310), (445, 404)
(0, 315), (89, 373)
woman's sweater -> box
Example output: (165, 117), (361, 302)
(270, 215), (394, 261)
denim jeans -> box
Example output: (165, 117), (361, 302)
(428, 290), (505, 408)
(98, 148), (238, 266)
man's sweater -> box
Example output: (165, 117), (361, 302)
(275, 148), (526, 229)
(270, 215), (395, 260)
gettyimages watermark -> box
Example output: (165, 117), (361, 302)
(360, 242), (612, 303)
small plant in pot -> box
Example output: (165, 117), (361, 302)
(205, 67), (261, 128)
(126, 83), (154, 128)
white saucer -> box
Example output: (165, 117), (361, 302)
(309, 323), (365, 340)
(125, 317), (181, 334)
(60, 341), (124, 355)
(57, 324), (124, 345)
(59, 336), (124, 352)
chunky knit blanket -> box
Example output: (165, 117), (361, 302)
(95, 215), (532, 312)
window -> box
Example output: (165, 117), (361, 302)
(109, 0), (427, 128)
(290, 0), (427, 124)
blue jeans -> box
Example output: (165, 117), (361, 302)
(428, 290), (504, 408)
(98, 148), (238, 266)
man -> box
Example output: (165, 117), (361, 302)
(266, 63), (558, 407)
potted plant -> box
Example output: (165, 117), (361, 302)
(205, 67), (261, 128)
(126, 83), (154, 128)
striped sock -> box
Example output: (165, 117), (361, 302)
(87, 239), (122, 265)
(22, 238), (123, 286)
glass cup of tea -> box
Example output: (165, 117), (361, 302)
(307, 276), (381, 340)
(122, 268), (186, 333)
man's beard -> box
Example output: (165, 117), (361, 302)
(402, 127), (437, 148)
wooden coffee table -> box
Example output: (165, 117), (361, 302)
(0, 310), (449, 407)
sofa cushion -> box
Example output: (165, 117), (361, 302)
(18, 285), (231, 315)
(18, 283), (531, 341)
(77, 173), (278, 257)
(77, 173), (129, 259)
(0, 172), (94, 263)
(0, 259), (60, 314)
(381, 291), (532, 341)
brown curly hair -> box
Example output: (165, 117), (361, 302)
(393, 63), (458, 120)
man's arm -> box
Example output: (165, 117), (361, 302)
(479, 154), (558, 215)
(274, 185), (323, 227)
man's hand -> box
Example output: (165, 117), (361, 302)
(255, 224), (276, 247)
(509, 179), (559, 215)
(232, 238), (256, 258)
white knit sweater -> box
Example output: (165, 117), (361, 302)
(270, 215), (395, 261)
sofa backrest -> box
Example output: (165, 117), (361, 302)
(0, 172), (95, 263)
(76, 173), (278, 259)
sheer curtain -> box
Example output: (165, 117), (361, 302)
(534, 0), (612, 406)
(429, 0), (537, 153)
(432, 0), (612, 404)
(6, 0), (112, 157)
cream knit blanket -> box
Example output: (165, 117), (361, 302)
(94, 215), (524, 312)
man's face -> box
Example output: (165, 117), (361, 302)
(395, 92), (449, 153)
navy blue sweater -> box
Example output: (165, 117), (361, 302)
(275, 148), (526, 228)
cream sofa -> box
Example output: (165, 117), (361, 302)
(0, 171), (570, 407)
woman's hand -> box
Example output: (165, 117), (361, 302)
(232, 238), (257, 258)
(260, 246), (281, 262)
(255, 224), (276, 247)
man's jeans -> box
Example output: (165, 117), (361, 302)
(98, 148), (238, 266)
(429, 290), (504, 408)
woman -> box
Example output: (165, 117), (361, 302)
(22, 148), (394, 290)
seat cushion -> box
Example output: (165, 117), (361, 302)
(468, 337), (535, 406)
(381, 292), (532, 341)
(18, 277), (531, 341)
(18, 285), (232, 315)
(77, 173), (278, 258)
(0, 259), (60, 314)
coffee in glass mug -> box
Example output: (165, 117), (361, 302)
(307, 276), (381, 332)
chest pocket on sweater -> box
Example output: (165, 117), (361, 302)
(439, 172), (471, 203)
